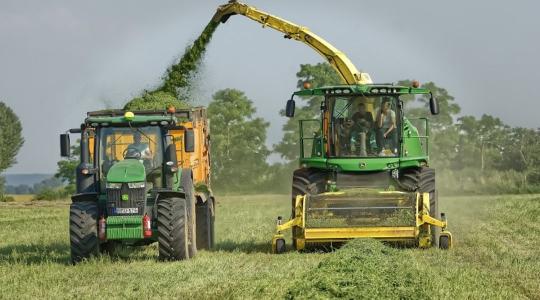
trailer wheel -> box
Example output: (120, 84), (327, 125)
(181, 169), (197, 258)
(70, 201), (99, 264)
(157, 197), (189, 260)
(196, 198), (215, 250)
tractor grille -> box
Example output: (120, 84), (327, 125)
(106, 183), (146, 216)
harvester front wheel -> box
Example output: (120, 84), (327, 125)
(181, 169), (197, 258)
(291, 169), (327, 249)
(196, 198), (215, 250)
(157, 197), (189, 260)
(69, 201), (99, 264)
(418, 167), (440, 248)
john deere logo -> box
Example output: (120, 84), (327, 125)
(359, 162), (367, 168)
(121, 194), (129, 201)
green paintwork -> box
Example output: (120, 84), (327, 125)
(106, 159), (146, 183)
(106, 216), (143, 240)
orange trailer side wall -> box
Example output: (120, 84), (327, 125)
(170, 108), (211, 187)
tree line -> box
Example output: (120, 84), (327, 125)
(2, 63), (539, 199)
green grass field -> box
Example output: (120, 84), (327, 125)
(1, 194), (539, 299)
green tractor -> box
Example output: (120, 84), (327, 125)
(60, 108), (215, 263)
(272, 84), (453, 252)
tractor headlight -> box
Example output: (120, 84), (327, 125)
(128, 182), (146, 189)
(106, 182), (122, 189)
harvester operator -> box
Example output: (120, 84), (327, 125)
(350, 102), (374, 156)
(376, 98), (397, 155)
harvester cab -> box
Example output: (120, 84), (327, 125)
(60, 108), (215, 263)
(272, 85), (453, 253)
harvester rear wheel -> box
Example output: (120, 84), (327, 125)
(69, 201), (99, 264)
(291, 169), (328, 249)
(181, 169), (197, 258)
(196, 198), (215, 250)
(157, 197), (189, 260)
(418, 167), (440, 248)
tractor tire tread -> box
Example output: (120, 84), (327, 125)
(157, 197), (189, 260)
(70, 201), (99, 264)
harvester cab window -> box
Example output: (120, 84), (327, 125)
(330, 95), (398, 157)
(98, 126), (164, 190)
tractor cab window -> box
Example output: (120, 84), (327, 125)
(329, 95), (399, 157)
(98, 126), (164, 190)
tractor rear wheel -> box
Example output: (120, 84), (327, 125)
(181, 169), (197, 258)
(291, 169), (328, 249)
(70, 201), (99, 264)
(157, 197), (189, 260)
(418, 167), (440, 248)
(196, 198), (215, 250)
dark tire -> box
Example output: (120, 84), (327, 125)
(157, 197), (189, 260)
(181, 169), (197, 258)
(440, 235), (450, 249)
(291, 169), (328, 248)
(196, 198), (215, 250)
(418, 167), (440, 248)
(275, 238), (286, 254)
(70, 201), (99, 264)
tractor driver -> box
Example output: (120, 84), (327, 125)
(125, 132), (152, 160)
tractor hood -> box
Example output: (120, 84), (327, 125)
(106, 159), (146, 183)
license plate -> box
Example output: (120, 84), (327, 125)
(114, 207), (138, 214)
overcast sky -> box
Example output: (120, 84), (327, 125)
(1, 0), (539, 174)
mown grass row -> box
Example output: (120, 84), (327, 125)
(286, 194), (540, 299)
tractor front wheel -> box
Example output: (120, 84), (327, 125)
(69, 201), (99, 264)
(157, 197), (189, 260)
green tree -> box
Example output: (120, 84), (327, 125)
(0, 102), (24, 197)
(274, 63), (341, 161)
(55, 143), (80, 186)
(397, 80), (461, 130)
(207, 89), (271, 192)
(455, 114), (509, 171)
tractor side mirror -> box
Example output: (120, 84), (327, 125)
(184, 129), (195, 153)
(285, 99), (295, 118)
(164, 144), (178, 187)
(60, 134), (70, 157)
(429, 95), (439, 115)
